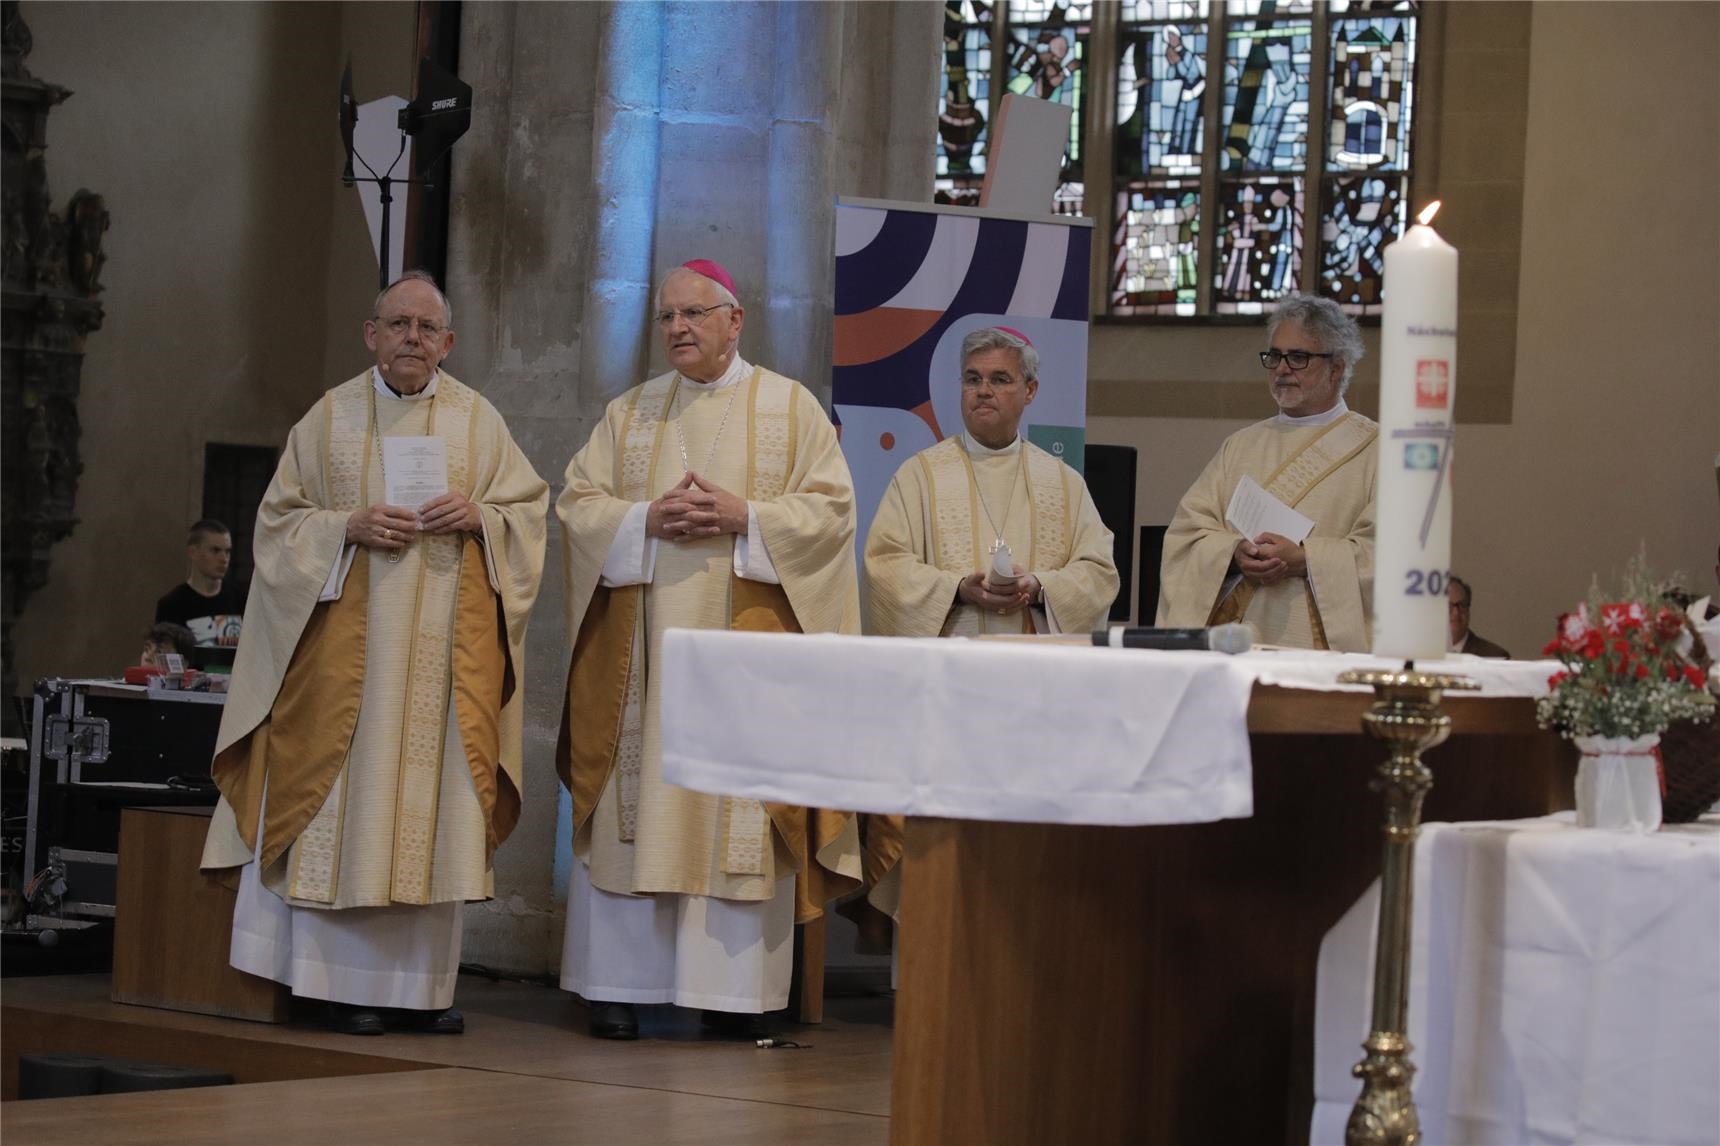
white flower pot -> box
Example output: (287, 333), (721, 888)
(1573, 733), (1662, 832)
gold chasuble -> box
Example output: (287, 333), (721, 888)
(865, 435), (1119, 638)
(201, 372), (549, 908)
(1157, 411), (1376, 651)
(556, 368), (862, 924)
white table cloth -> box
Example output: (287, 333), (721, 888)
(1312, 814), (1720, 1146)
(659, 630), (1557, 827)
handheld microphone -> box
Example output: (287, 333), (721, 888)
(1093, 623), (1254, 654)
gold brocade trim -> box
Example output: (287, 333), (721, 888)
(1024, 445), (1069, 573)
(744, 368), (787, 500)
(288, 379), (373, 902)
(609, 372), (678, 837)
(618, 373), (677, 501)
(614, 602), (645, 842)
(390, 380), (476, 904)
(328, 378), (370, 514)
(287, 768), (346, 901)
(720, 368), (784, 876)
(920, 438), (978, 578)
(1261, 412), (1377, 510)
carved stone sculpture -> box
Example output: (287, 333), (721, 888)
(2, 0), (106, 730)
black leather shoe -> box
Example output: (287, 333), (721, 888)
(588, 1001), (639, 1040)
(409, 1007), (465, 1034)
(326, 1003), (385, 1036)
(699, 1009), (767, 1039)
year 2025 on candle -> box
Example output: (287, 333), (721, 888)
(1373, 202), (1457, 662)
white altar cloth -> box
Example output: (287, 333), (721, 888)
(658, 630), (1558, 827)
(1312, 814), (1720, 1146)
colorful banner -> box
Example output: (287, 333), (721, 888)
(831, 198), (1093, 563)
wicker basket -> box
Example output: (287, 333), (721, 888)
(1660, 717), (1720, 823)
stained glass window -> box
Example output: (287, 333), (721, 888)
(1112, 183), (1201, 316)
(935, 0), (1421, 317)
(1005, 0), (1092, 216)
(1213, 177), (1304, 312)
(936, 0), (994, 208)
(1319, 174), (1404, 314)
(1315, 7), (1416, 311)
(1116, 18), (1210, 178)
(1219, 17), (1313, 171)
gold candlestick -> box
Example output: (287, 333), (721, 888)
(1338, 664), (1476, 1146)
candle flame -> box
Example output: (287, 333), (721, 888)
(1417, 201), (1442, 226)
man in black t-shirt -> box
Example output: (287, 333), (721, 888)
(155, 519), (246, 645)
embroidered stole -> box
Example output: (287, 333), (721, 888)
(918, 437), (1071, 637)
(1208, 412), (1376, 646)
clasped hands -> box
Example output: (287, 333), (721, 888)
(1234, 532), (1305, 585)
(647, 472), (748, 541)
(346, 492), (482, 551)
(957, 566), (1041, 616)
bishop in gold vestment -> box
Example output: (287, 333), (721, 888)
(556, 260), (861, 1039)
(859, 326), (1119, 926)
(1158, 294), (1376, 651)
(201, 274), (548, 1033)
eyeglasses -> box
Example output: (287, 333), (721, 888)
(654, 303), (734, 328)
(1259, 349), (1335, 371)
(375, 316), (446, 340)
(961, 371), (1024, 390)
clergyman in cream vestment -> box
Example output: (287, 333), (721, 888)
(556, 260), (861, 1033)
(200, 273), (548, 1024)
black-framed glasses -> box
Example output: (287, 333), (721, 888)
(1259, 349), (1335, 371)
(654, 303), (734, 328)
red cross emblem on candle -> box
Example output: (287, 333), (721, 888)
(1414, 359), (1451, 409)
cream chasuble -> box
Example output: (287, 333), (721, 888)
(1157, 411), (1376, 651)
(201, 372), (548, 909)
(557, 367), (862, 917)
(864, 435), (1119, 639)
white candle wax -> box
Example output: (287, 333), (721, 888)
(1372, 215), (1458, 661)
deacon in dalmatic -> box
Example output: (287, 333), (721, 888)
(861, 326), (1119, 928)
(1158, 293), (1377, 651)
(200, 271), (549, 1036)
(556, 260), (862, 1041)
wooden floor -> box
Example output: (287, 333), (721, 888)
(1, 974), (893, 1144)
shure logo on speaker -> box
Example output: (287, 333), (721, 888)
(431, 97), (459, 111)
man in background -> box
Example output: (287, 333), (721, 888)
(1448, 576), (1509, 658)
(155, 520), (245, 646)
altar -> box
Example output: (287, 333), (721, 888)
(661, 631), (1575, 1146)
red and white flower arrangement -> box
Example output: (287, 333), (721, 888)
(1536, 583), (1714, 741)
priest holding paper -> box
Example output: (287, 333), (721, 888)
(1158, 294), (1377, 650)
(200, 270), (549, 1036)
(556, 259), (862, 1041)
(865, 326), (1119, 639)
